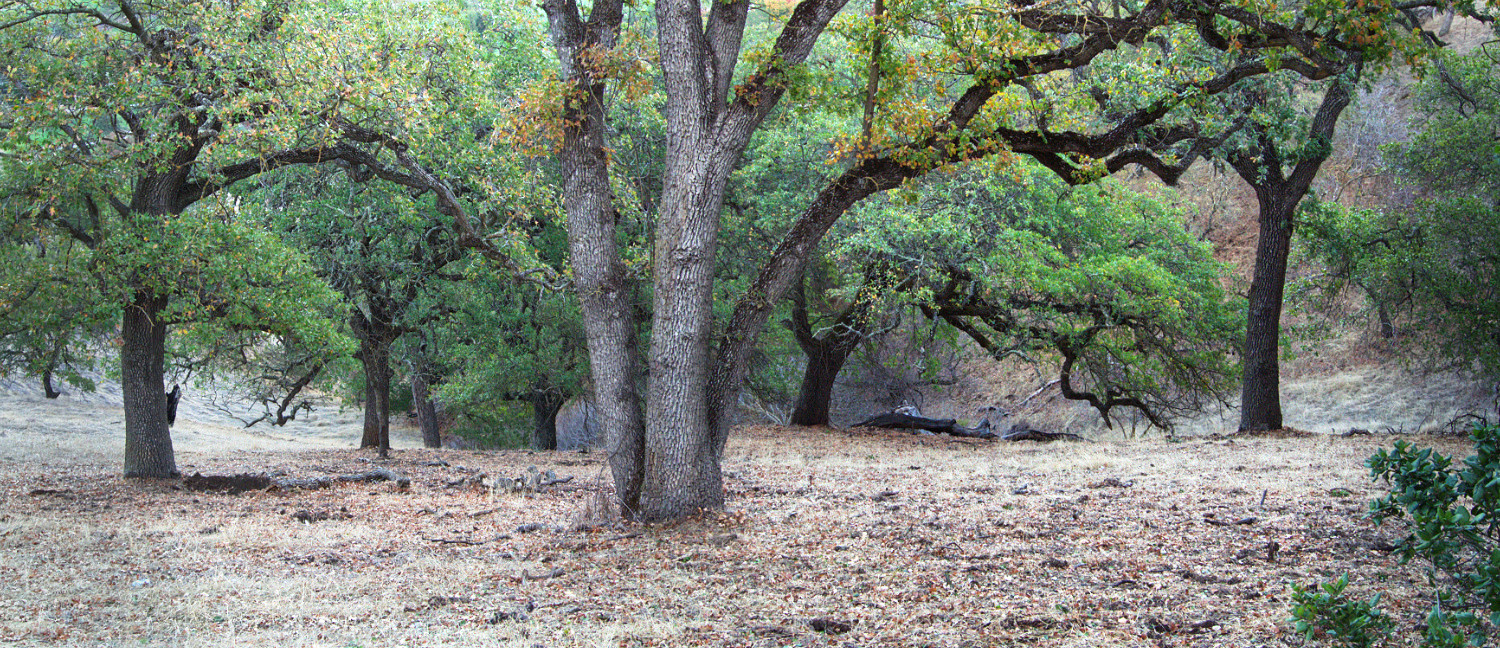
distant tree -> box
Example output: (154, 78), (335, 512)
(264, 171), (470, 458)
(839, 162), (1243, 429)
(407, 345), (446, 449)
(1031, 0), (1486, 432)
(785, 262), (903, 426)
(433, 244), (587, 451)
(1302, 50), (1500, 378)
(0, 232), (112, 398)
(0, 0), (508, 476)
(1225, 75), (1358, 432)
(723, 108), (854, 427)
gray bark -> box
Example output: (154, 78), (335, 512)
(120, 165), (192, 479)
(543, 0), (645, 515)
(122, 290), (174, 477)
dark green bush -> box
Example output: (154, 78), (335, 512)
(1290, 574), (1394, 647)
(1366, 424), (1500, 646)
(1293, 424), (1500, 646)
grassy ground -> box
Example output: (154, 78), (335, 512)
(0, 422), (1471, 647)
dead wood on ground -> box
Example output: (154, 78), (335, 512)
(851, 413), (998, 439)
(852, 412), (1088, 442)
(181, 468), (410, 494)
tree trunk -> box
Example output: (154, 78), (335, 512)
(559, 86), (646, 515)
(633, 0), (851, 522)
(1231, 75), (1354, 432)
(411, 373), (442, 448)
(790, 344), (854, 426)
(543, 0), (645, 516)
(544, 0), (850, 521)
(42, 370), (61, 399)
(42, 343), (64, 398)
(122, 290), (175, 478)
(787, 275), (872, 427)
(528, 393), (566, 451)
(357, 332), (393, 456)
(642, 162), (735, 521)
(361, 370), (379, 447)
(1238, 192), (1296, 431)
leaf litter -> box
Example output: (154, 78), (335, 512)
(0, 424), (1471, 647)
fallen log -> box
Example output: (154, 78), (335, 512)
(1000, 424), (1087, 442)
(182, 468), (410, 494)
(851, 413), (998, 439)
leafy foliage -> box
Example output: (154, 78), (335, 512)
(433, 266), (587, 448)
(1353, 425), (1500, 646)
(1299, 50), (1500, 378)
(1290, 574), (1395, 648)
(0, 232), (113, 394)
(836, 161), (1242, 428)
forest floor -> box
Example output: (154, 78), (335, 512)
(0, 377), (1479, 647)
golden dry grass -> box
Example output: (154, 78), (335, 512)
(0, 416), (1476, 647)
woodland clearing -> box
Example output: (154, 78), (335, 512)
(0, 376), (1478, 647)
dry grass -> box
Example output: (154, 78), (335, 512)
(0, 414), (1477, 647)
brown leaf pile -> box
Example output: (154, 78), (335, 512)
(0, 425), (1471, 647)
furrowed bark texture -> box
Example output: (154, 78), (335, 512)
(1231, 76), (1353, 431)
(543, 0), (645, 515)
(645, 0), (741, 520)
(121, 170), (189, 479)
(1238, 190), (1297, 431)
(121, 290), (174, 478)
(642, 0), (854, 521)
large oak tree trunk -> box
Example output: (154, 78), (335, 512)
(1238, 192), (1296, 431)
(556, 71), (646, 514)
(644, 183), (731, 520)
(122, 290), (175, 477)
(121, 169), (192, 478)
(635, 0), (753, 521)
(1230, 76), (1354, 432)
(543, 0), (643, 516)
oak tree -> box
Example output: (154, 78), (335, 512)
(537, 0), (1434, 519)
(0, 0), (500, 476)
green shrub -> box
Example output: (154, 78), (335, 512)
(446, 401), (532, 450)
(1290, 574), (1394, 648)
(1293, 424), (1500, 646)
(1366, 424), (1500, 646)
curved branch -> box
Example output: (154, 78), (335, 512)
(1056, 338), (1169, 429)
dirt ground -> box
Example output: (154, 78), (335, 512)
(0, 375), (1480, 647)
